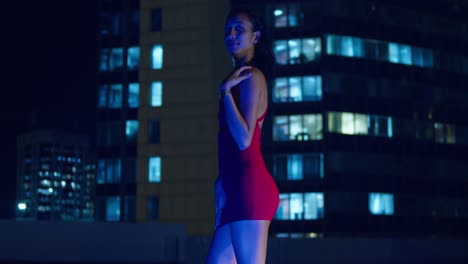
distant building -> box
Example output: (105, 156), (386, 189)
(16, 129), (95, 221)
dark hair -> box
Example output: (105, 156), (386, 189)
(226, 8), (276, 81)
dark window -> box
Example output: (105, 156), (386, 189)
(151, 8), (162, 31)
(147, 195), (160, 221)
(149, 120), (160, 143)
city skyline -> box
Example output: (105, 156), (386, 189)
(0, 1), (98, 218)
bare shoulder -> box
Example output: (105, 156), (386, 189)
(239, 66), (267, 93)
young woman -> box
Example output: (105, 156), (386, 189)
(206, 8), (279, 264)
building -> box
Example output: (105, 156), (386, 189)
(16, 129), (95, 221)
(230, 0), (468, 238)
(97, 0), (468, 238)
(97, 0), (231, 234)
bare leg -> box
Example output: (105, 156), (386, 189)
(230, 220), (270, 264)
(206, 223), (238, 264)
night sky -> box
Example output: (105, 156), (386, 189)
(0, 1), (98, 218)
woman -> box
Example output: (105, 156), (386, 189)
(206, 8), (279, 264)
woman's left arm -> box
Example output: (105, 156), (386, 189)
(222, 67), (266, 150)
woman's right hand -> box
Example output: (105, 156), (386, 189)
(214, 177), (226, 230)
(220, 66), (253, 93)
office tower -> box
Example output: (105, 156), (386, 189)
(97, 0), (231, 234)
(16, 129), (95, 221)
(231, 0), (468, 238)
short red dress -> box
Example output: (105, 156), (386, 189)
(216, 94), (279, 230)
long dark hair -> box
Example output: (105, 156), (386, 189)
(226, 8), (276, 82)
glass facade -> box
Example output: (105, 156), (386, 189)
(273, 76), (322, 103)
(275, 192), (324, 220)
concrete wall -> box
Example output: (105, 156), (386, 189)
(0, 221), (186, 263)
(187, 235), (468, 264)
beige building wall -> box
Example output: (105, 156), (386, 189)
(137, 0), (232, 235)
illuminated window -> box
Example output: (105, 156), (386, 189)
(127, 46), (140, 70)
(150, 81), (163, 107)
(275, 192), (324, 220)
(273, 114), (322, 141)
(106, 196), (120, 221)
(97, 159), (121, 184)
(99, 49), (109, 72)
(435, 122), (456, 144)
(152, 45), (163, 69)
(98, 85), (107, 108)
(369, 193), (394, 215)
(274, 38), (321, 65)
(273, 76), (322, 102)
(273, 3), (302, 28)
(109, 48), (124, 71)
(148, 156), (161, 183)
(125, 120), (138, 142)
(128, 83), (139, 108)
(108, 84), (123, 108)
(273, 153), (324, 180)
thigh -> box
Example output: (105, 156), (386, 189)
(230, 220), (270, 264)
(206, 223), (237, 264)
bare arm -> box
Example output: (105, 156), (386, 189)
(222, 67), (266, 150)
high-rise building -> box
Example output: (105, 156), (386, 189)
(16, 129), (95, 221)
(97, 0), (468, 238)
(97, 0), (231, 234)
(231, 0), (468, 238)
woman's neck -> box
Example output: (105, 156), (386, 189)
(233, 50), (254, 68)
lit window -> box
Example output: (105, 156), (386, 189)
(125, 120), (138, 142)
(128, 83), (139, 108)
(304, 193), (324, 219)
(273, 114), (322, 141)
(110, 48), (124, 71)
(98, 85), (107, 108)
(127, 46), (140, 70)
(273, 153), (324, 181)
(99, 49), (109, 72)
(150, 81), (163, 107)
(108, 84), (123, 108)
(273, 3), (302, 28)
(369, 193), (394, 215)
(106, 196), (120, 221)
(274, 38), (321, 65)
(275, 192), (324, 220)
(148, 156), (161, 183)
(273, 76), (322, 103)
(152, 45), (163, 69)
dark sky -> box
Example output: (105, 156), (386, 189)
(0, 1), (98, 218)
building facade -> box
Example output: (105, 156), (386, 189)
(97, 0), (231, 234)
(97, 0), (468, 237)
(16, 129), (95, 221)
(232, 0), (468, 238)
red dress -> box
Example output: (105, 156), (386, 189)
(217, 97), (279, 230)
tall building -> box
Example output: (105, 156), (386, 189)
(16, 129), (95, 221)
(97, 0), (231, 234)
(230, 0), (468, 238)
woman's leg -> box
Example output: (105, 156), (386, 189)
(205, 223), (238, 264)
(230, 220), (271, 264)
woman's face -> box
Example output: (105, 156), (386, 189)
(224, 13), (259, 55)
